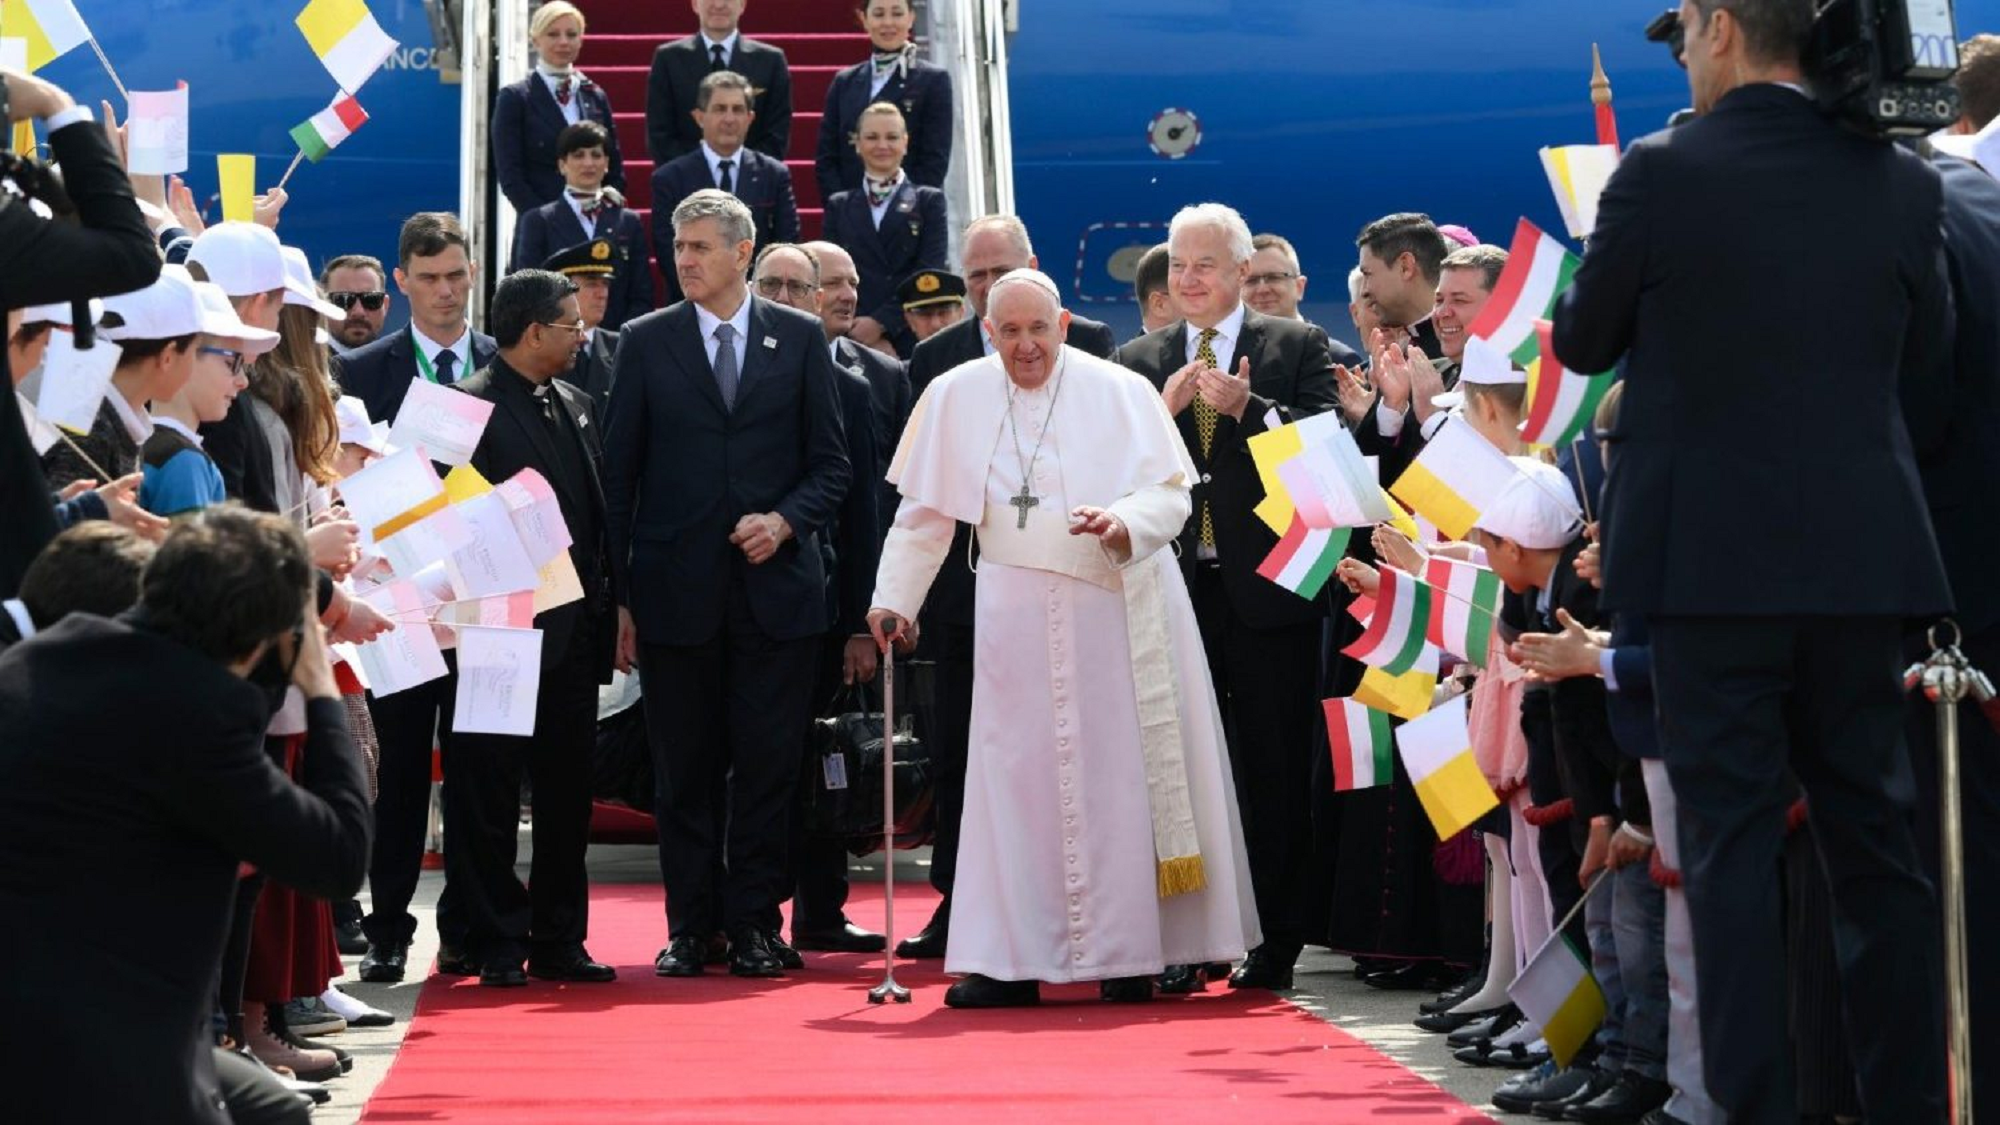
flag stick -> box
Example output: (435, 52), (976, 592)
(1553, 869), (1609, 935)
(55, 428), (117, 486)
(1591, 44), (1620, 150)
(87, 38), (128, 103)
(1567, 436), (1595, 525)
(275, 149), (307, 193)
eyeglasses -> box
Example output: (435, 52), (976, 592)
(1245, 271), (1298, 288)
(538, 319), (588, 335)
(198, 345), (247, 375)
(327, 291), (388, 312)
(754, 278), (817, 299)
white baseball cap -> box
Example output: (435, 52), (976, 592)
(1433, 334), (1528, 411)
(101, 265), (210, 340)
(186, 222), (288, 298)
(18, 298), (103, 327)
(1471, 457), (1584, 549)
(192, 280), (282, 355)
(334, 395), (391, 454)
(281, 246), (347, 320)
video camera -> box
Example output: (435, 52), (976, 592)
(1646, 0), (1963, 137)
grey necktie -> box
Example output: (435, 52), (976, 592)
(712, 322), (739, 409)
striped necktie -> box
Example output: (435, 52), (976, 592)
(1193, 328), (1220, 547)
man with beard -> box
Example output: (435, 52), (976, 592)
(319, 255), (390, 357)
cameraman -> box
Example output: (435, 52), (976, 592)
(1550, 2), (1953, 1122)
(0, 66), (162, 597)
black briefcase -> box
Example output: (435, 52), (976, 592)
(803, 666), (936, 855)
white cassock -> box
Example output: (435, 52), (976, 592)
(873, 345), (1260, 982)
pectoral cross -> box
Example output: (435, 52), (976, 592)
(1009, 484), (1040, 529)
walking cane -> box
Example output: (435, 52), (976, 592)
(868, 614), (913, 1004)
(1904, 619), (1993, 1125)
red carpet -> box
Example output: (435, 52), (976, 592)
(361, 881), (1496, 1124)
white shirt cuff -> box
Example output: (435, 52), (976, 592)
(44, 104), (95, 134)
(1419, 411), (1449, 442)
(1599, 647), (1620, 691)
(1373, 400), (1406, 438)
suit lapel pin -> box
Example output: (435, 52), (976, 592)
(763, 336), (778, 349)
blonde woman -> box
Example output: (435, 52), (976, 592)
(492, 1), (626, 212)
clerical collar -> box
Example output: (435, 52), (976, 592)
(497, 361), (552, 397)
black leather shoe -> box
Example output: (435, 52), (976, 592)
(943, 974), (1040, 1008)
(1100, 976), (1153, 1003)
(335, 918), (368, 957)
(435, 946), (477, 977)
(1414, 1004), (1506, 1034)
(1362, 961), (1453, 991)
(655, 936), (706, 978)
(528, 950), (617, 983)
(1492, 1065), (1593, 1114)
(895, 922), (948, 959)
(1446, 1008), (1516, 1049)
(1227, 945), (1297, 990)
(896, 900), (950, 959)
(1157, 964), (1207, 994)
(479, 962), (529, 987)
(766, 931), (805, 971)
(358, 941), (408, 983)
(1566, 1073), (1671, 1123)
(1418, 973), (1482, 1014)
(792, 922), (887, 953)
(1532, 1067), (1613, 1118)
(727, 927), (786, 977)
(1636, 1108), (1691, 1125)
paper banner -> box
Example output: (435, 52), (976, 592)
(217, 153), (256, 222)
(494, 468), (573, 568)
(126, 82), (190, 175)
(453, 624), (543, 736)
(336, 445), (445, 542)
(389, 377), (493, 467)
(444, 491), (542, 599)
(443, 462), (494, 503)
(353, 579), (448, 696)
(34, 332), (122, 433)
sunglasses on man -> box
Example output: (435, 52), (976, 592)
(327, 291), (388, 312)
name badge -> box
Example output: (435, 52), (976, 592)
(763, 335), (778, 350)
(822, 753), (849, 791)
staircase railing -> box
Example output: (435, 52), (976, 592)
(926, 0), (1016, 261)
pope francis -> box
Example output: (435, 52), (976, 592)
(868, 269), (1259, 1008)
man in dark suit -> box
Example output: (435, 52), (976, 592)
(803, 239), (912, 535)
(508, 122), (651, 332)
(334, 213), (498, 984)
(890, 215), (1116, 958)
(1115, 203), (1338, 994)
(0, 506), (369, 1124)
(750, 242), (885, 955)
(1347, 213), (1451, 483)
(443, 271), (618, 987)
(1906, 140), (2000, 1108)
(651, 71), (801, 307)
(645, 3), (792, 164)
(602, 190), (850, 979)
(1550, 5), (1955, 1119)
(542, 238), (622, 414)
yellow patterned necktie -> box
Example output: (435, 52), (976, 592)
(1194, 328), (1220, 547)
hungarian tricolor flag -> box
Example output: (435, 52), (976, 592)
(1256, 519), (1348, 600)
(1466, 219), (1580, 367)
(1521, 320), (1615, 447)
(1325, 698), (1394, 791)
(289, 94), (369, 162)
(1343, 565), (1434, 675)
(1423, 557), (1503, 666)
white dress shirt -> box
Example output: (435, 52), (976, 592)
(695, 295), (754, 373)
(107, 390), (154, 446)
(701, 140), (747, 192)
(536, 66), (583, 126)
(700, 31), (741, 68)
(1181, 301), (1246, 369)
(412, 323), (473, 382)
(867, 169), (907, 230)
(564, 191), (604, 236)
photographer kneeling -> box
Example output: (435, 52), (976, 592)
(0, 505), (371, 1124)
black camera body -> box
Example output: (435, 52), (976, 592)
(1648, 0), (1963, 137)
